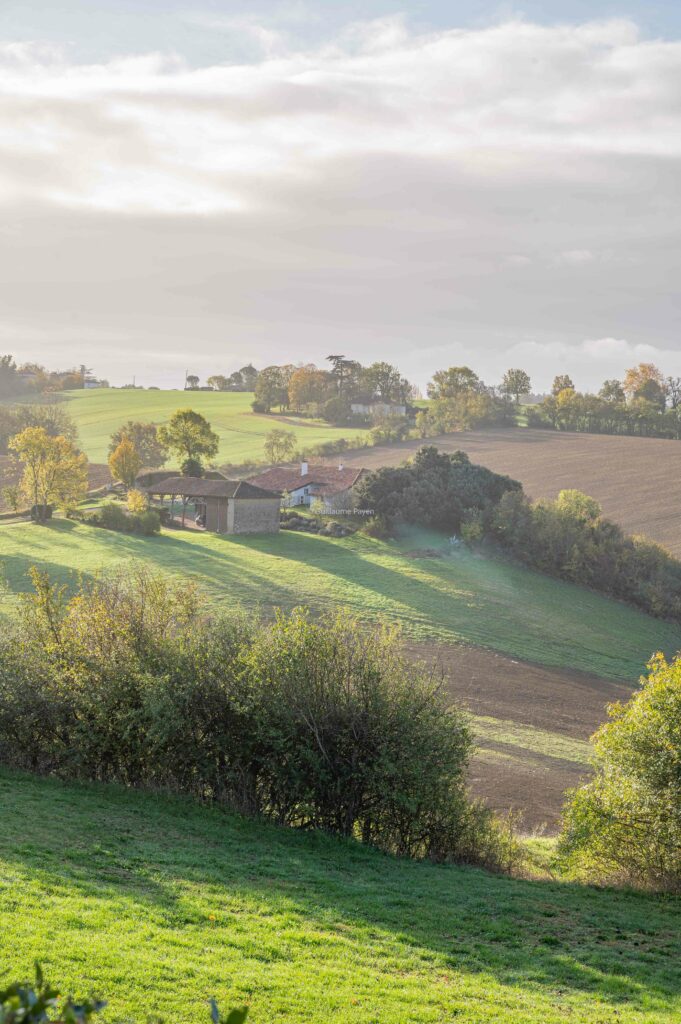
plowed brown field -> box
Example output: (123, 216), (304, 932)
(342, 428), (681, 555)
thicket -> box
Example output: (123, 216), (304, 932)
(559, 653), (681, 892)
(526, 390), (681, 439)
(0, 567), (514, 870)
(357, 447), (681, 624)
(85, 502), (161, 536)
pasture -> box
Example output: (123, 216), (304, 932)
(57, 388), (369, 465)
(0, 519), (676, 681)
(3, 769), (680, 1024)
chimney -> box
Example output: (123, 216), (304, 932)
(301, 461), (308, 476)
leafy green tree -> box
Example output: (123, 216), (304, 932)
(559, 652), (681, 891)
(263, 428), (296, 463)
(551, 374), (574, 396)
(108, 421), (167, 467)
(500, 368), (531, 404)
(0, 354), (19, 398)
(253, 366), (288, 412)
(185, 374), (200, 390)
(427, 366), (482, 399)
(598, 379), (625, 403)
(158, 409), (219, 467)
(362, 362), (411, 402)
(207, 374), (229, 391)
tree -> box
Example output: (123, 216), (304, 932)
(127, 488), (148, 514)
(9, 427), (88, 518)
(326, 355), (362, 398)
(206, 374), (229, 391)
(157, 409), (219, 467)
(559, 652), (681, 891)
(427, 366), (482, 399)
(0, 354), (19, 398)
(253, 366), (288, 413)
(108, 438), (142, 489)
(288, 367), (330, 411)
(665, 377), (681, 410)
(363, 362), (411, 403)
(634, 377), (667, 411)
(500, 369), (531, 405)
(263, 428), (296, 463)
(551, 374), (574, 396)
(108, 421), (167, 467)
(623, 363), (665, 400)
(239, 364), (259, 390)
(599, 379), (625, 403)
(2, 484), (21, 514)
(185, 374), (200, 390)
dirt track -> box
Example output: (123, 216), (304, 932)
(342, 428), (681, 555)
(405, 641), (633, 831)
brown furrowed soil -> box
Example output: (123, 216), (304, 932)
(405, 640), (632, 832)
(343, 428), (681, 555)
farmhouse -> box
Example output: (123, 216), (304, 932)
(143, 476), (281, 534)
(248, 462), (368, 512)
(350, 400), (407, 417)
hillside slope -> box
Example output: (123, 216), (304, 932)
(58, 389), (368, 464)
(2, 770), (680, 1024)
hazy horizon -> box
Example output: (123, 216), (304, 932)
(1, 2), (680, 390)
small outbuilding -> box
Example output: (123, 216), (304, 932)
(144, 476), (281, 535)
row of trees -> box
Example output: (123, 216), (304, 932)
(528, 363), (681, 438)
(0, 354), (106, 398)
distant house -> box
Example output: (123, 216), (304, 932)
(143, 476), (281, 534)
(84, 377), (104, 389)
(248, 463), (368, 512)
(350, 401), (407, 418)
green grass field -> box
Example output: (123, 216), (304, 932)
(2, 769), (680, 1024)
(56, 389), (369, 465)
(1, 520), (679, 681)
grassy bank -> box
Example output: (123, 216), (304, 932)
(2, 769), (680, 1024)
(0, 520), (679, 681)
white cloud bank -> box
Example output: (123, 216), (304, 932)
(0, 16), (680, 388)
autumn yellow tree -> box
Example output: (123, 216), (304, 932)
(108, 437), (142, 489)
(9, 426), (88, 518)
(623, 363), (667, 407)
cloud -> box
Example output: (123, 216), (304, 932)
(0, 17), (679, 387)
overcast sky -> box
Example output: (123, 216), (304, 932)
(1, 2), (680, 390)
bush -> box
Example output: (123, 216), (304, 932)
(88, 502), (160, 536)
(0, 567), (514, 870)
(559, 653), (681, 892)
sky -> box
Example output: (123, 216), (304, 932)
(0, 2), (680, 391)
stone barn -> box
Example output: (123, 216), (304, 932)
(144, 476), (281, 535)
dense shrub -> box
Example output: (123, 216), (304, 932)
(87, 502), (160, 536)
(490, 489), (681, 622)
(559, 653), (681, 892)
(356, 446), (522, 534)
(0, 567), (513, 870)
(526, 388), (681, 439)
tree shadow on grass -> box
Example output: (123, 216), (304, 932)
(1, 769), (680, 1016)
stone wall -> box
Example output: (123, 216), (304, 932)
(229, 497), (280, 534)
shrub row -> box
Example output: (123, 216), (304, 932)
(0, 566), (515, 870)
(85, 502), (161, 535)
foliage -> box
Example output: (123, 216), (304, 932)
(126, 489), (148, 514)
(0, 964), (105, 1023)
(157, 409), (219, 466)
(427, 366), (483, 399)
(0, 405), (78, 455)
(108, 438), (142, 488)
(108, 421), (167, 468)
(263, 428), (296, 463)
(490, 488), (681, 622)
(2, 485), (22, 514)
(181, 456), (204, 477)
(356, 446), (522, 533)
(88, 502), (160, 536)
(418, 392), (513, 434)
(499, 368), (531, 404)
(9, 428), (88, 516)
(551, 374), (574, 395)
(0, 567), (512, 869)
(253, 366), (289, 413)
(368, 413), (411, 445)
(559, 653), (681, 891)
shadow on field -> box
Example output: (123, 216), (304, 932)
(2, 770), (679, 1015)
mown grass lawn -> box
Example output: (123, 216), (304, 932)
(1, 519), (679, 681)
(2, 770), (680, 1024)
(56, 389), (369, 464)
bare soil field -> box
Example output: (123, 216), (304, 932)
(406, 640), (632, 831)
(0, 456), (112, 511)
(343, 428), (681, 555)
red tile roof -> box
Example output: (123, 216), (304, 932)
(248, 465), (366, 497)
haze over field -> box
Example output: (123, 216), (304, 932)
(1, 1), (680, 389)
